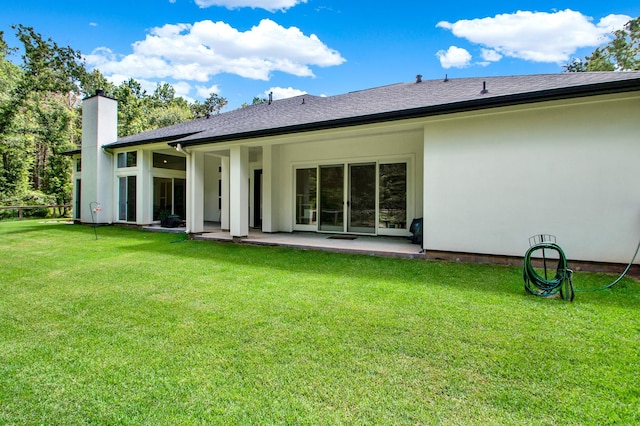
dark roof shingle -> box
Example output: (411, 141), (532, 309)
(106, 72), (640, 149)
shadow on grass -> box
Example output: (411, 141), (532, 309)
(5, 221), (638, 309)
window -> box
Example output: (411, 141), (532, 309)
(295, 168), (317, 225)
(379, 163), (407, 229)
(118, 176), (137, 222)
(76, 158), (82, 172)
(153, 153), (186, 171)
(117, 151), (137, 168)
(75, 179), (81, 220)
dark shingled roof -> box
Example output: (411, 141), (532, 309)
(106, 72), (640, 149)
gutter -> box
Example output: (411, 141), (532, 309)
(103, 131), (202, 150)
(61, 148), (81, 156)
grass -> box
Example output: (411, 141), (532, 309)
(0, 219), (638, 425)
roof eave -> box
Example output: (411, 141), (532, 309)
(61, 148), (81, 156)
(104, 131), (202, 150)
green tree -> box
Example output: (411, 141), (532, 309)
(113, 78), (150, 136)
(81, 68), (115, 98)
(0, 31), (29, 200)
(147, 83), (193, 128)
(36, 92), (75, 214)
(565, 17), (639, 72)
(191, 92), (228, 118)
(0, 26), (230, 215)
(252, 96), (268, 105)
(241, 96), (268, 108)
(201, 92), (228, 117)
(148, 103), (193, 129)
(0, 25), (86, 136)
(152, 82), (176, 106)
(0, 26), (84, 213)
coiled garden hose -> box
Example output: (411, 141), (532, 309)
(523, 237), (640, 301)
(523, 242), (574, 301)
(575, 236), (640, 293)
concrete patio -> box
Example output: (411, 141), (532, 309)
(143, 222), (425, 259)
(140, 222), (640, 276)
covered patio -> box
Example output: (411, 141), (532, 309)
(144, 222), (424, 259)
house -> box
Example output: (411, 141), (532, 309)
(71, 72), (640, 269)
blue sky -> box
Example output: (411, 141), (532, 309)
(2, 0), (639, 110)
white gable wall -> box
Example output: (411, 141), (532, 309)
(423, 93), (640, 264)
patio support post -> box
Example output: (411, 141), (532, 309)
(230, 145), (249, 238)
(139, 150), (153, 225)
(221, 156), (230, 231)
(261, 145), (279, 232)
(189, 150), (205, 233)
(422, 131), (428, 252)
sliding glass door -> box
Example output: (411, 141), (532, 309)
(295, 168), (317, 226)
(296, 161), (408, 235)
(348, 163), (376, 234)
(379, 163), (407, 230)
(153, 177), (186, 220)
(319, 165), (344, 231)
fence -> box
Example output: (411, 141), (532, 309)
(0, 205), (72, 219)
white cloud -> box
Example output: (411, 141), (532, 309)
(597, 14), (632, 32)
(436, 9), (632, 64)
(103, 73), (136, 87)
(481, 48), (502, 62)
(196, 83), (222, 98)
(436, 46), (472, 69)
(265, 86), (307, 100)
(85, 19), (345, 85)
(194, 0), (307, 12)
(84, 46), (117, 66)
(173, 81), (195, 99)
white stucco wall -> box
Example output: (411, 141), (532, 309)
(423, 93), (640, 264)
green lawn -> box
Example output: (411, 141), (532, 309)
(0, 220), (638, 425)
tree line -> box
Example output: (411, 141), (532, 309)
(0, 25), (232, 217)
(0, 19), (638, 217)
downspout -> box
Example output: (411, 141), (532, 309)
(175, 143), (191, 234)
(176, 143), (190, 157)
